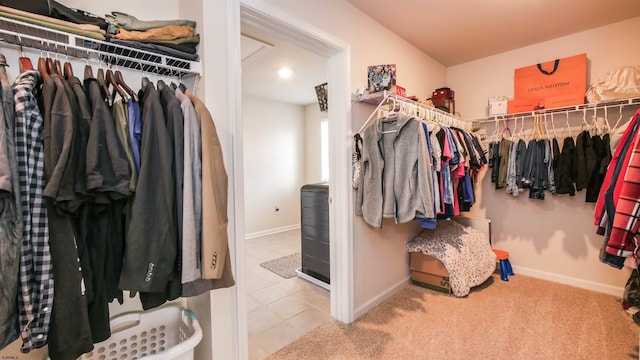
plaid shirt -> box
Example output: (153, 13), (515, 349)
(13, 71), (53, 351)
(607, 129), (640, 258)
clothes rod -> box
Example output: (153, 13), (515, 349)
(469, 97), (640, 124)
(357, 90), (468, 133)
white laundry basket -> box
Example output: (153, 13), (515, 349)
(78, 306), (203, 360)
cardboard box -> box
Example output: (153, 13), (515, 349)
(411, 270), (451, 294)
(542, 93), (585, 109)
(410, 252), (449, 276)
(507, 98), (538, 114)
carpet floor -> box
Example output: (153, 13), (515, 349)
(266, 274), (639, 360)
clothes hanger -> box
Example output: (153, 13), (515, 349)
(84, 50), (93, 80)
(38, 43), (49, 79)
(565, 111), (572, 138)
(491, 117), (500, 142)
(44, 42), (57, 76)
(51, 43), (62, 76)
(611, 105), (624, 133)
(63, 62), (73, 79)
(106, 67), (128, 100)
(590, 106), (600, 136)
(550, 112), (559, 139)
(114, 69), (137, 101)
(178, 69), (188, 92)
(602, 106), (611, 135)
(63, 48), (73, 80)
(97, 64), (113, 105)
(542, 113), (551, 139)
(500, 117), (512, 139)
(16, 35), (33, 72)
(54, 56), (63, 77)
(581, 108), (590, 133)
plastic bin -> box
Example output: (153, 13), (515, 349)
(78, 306), (203, 360)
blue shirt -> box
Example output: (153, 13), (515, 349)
(128, 98), (142, 175)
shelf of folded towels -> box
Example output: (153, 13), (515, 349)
(0, 6), (201, 77)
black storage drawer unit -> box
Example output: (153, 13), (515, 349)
(300, 183), (330, 284)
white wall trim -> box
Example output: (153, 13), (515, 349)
(240, 0), (355, 335)
(245, 224), (301, 240)
(354, 276), (410, 320)
(513, 266), (624, 297)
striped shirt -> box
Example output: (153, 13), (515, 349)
(607, 130), (640, 257)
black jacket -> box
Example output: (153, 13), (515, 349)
(119, 82), (177, 296)
(555, 137), (577, 196)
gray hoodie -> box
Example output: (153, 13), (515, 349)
(356, 113), (434, 227)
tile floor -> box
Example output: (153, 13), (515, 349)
(245, 229), (331, 360)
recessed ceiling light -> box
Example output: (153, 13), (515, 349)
(278, 67), (293, 79)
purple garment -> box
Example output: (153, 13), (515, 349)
(127, 98), (142, 176)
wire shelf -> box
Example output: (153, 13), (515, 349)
(0, 14), (200, 77)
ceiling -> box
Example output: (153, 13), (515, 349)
(241, 1), (640, 105)
(241, 22), (328, 106)
(346, 0), (640, 66)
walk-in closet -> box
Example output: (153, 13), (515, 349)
(0, 1), (639, 359)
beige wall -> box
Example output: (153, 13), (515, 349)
(447, 17), (640, 293)
(304, 103), (325, 184)
(242, 95), (306, 236)
(259, 0), (448, 314)
(448, 16), (640, 119)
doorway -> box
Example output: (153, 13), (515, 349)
(232, 2), (354, 360)
(240, 20), (332, 358)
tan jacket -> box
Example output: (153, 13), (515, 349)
(113, 25), (194, 41)
(185, 89), (230, 280)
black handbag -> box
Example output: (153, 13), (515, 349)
(0, 0), (51, 16)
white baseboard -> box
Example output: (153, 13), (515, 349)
(245, 224), (300, 240)
(513, 265), (624, 297)
(354, 276), (411, 320)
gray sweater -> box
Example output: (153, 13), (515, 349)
(356, 113), (434, 227)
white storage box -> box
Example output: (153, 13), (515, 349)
(78, 306), (202, 360)
(488, 96), (509, 116)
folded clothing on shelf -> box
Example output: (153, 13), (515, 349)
(0, 0), (108, 30)
(0, 7), (106, 41)
(106, 11), (196, 34)
(110, 39), (199, 61)
(112, 25), (195, 42)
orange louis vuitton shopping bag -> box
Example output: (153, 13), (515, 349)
(514, 53), (587, 109)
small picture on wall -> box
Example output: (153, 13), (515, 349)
(367, 64), (396, 94)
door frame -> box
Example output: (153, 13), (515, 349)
(234, 1), (354, 359)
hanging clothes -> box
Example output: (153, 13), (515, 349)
(13, 70), (53, 352)
(40, 72), (94, 360)
(0, 53), (22, 351)
(555, 136), (577, 196)
(119, 81), (178, 309)
(595, 110), (640, 268)
(181, 88), (235, 295)
(356, 112), (434, 227)
(1, 50), (231, 356)
(586, 134), (611, 203)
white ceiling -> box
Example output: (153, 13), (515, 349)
(241, 22), (328, 106)
(241, 1), (640, 105)
(346, 0), (640, 66)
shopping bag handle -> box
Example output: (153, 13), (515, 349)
(537, 59), (560, 75)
